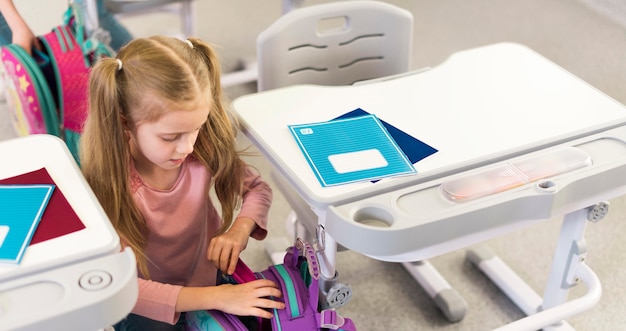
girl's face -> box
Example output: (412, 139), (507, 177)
(129, 106), (210, 174)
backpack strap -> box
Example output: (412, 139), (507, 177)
(301, 241), (322, 308)
(40, 25), (90, 134)
(271, 263), (307, 319)
(301, 240), (320, 280)
(297, 239), (357, 331)
(320, 309), (345, 330)
(39, 24), (90, 163)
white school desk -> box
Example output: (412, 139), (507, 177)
(0, 135), (137, 331)
(232, 42), (626, 330)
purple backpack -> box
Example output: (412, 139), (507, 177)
(186, 240), (357, 331)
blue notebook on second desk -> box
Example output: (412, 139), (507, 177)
(0, 184), (55, 264)
(289, 113), (421, 186)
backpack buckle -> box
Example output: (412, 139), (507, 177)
(320, 309), (345, 330)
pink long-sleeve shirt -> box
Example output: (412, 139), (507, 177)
(127, 157), (272, 324)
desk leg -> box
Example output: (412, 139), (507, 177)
(468, 204), (605, 331)
(315, 213), (337, 280)
(313, 210), (355, 309)
(402, 260), (468, 322)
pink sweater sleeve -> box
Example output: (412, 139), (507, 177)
(239, 166), (273, 240)
(132, 278), (183, 324)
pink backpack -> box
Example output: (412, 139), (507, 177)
(0, 3), (111, 163)
(186, 239), (358, 331)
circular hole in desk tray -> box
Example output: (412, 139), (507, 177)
(353, 206), (393, 228)
(537, 180), (557, 192)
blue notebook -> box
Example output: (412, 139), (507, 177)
(0, 184), (55, 264)
(289, 114), (417, 186)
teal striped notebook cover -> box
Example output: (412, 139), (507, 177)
(289, 114), (416, 187)
(0, 184), (55, 264)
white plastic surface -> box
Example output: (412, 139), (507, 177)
(324, 132), (626, 261)
(0, 135), (119, 282)
(235, 43), (626, 210)
(257, 0), (413, 91)
(0, 248), (137, 331)
(0, 135), (138, 330)
(234, 42), (626, 331)
(441, 147), (592, 202)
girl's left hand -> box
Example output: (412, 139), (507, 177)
(208, 217), (256, 275)
(13, 26), (41, 55)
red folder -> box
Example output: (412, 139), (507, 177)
(0, 168), (85, 245)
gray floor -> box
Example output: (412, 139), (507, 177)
(2, 1), (626, 330)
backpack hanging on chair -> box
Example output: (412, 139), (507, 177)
(0, 1), (113, 163)
(186, 239), (358, 331)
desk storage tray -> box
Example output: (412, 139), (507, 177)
(325, 125), (626, 262)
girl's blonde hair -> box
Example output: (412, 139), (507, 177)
(79, 36), (245, 277)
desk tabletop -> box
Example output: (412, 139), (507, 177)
(233, 43), (626, 209)
(0, 135), (119, 281)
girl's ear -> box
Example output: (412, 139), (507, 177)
(121, 116), (133, 141)
(120, 113), (130, 130)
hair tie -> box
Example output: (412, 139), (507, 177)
(116, 58), (123, 71)
(184, 39), (193, 49)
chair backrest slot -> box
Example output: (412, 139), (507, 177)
(289, 67), (329, 75)
(288, 44), (328, 51)
(338, 33), (385, 46)
(338, 56), (384, 69)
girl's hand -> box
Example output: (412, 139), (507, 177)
(215, 280), (285, 319)
(12, 25), (40, 55)
(175, 280), (286, 318)
(0, 0), (41, 55)
(208, 217), (257, 275)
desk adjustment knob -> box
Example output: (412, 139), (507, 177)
(319, 271), (353, 309)
(79, 270), (113, 291)
(326, 283), (353, 309)
(587, 202), (609, 223)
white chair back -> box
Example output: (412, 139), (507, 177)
(257, 0), (413, 91)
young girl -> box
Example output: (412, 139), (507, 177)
(79, 35), (285, 330)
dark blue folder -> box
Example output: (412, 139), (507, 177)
(334, 108), (438, 164)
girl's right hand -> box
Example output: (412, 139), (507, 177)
(216, 279), (286, 319)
